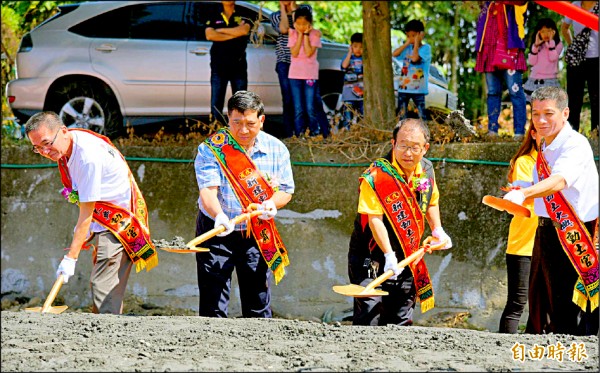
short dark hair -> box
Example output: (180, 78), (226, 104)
(227, 90), (265, 117)
(294, 7), (313, 23)
(404, 20), (424, 33)
(531, 86), (568, 111)
(350, 32), (363, 44)
(392, 118), (430, 144)
(25, 111), (63, 135)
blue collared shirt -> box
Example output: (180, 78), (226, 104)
(195, 130), (295, 230)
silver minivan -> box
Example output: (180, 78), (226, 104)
(6, 0), (457, 138)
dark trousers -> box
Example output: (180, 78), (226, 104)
(526, 219), (599, 336)
(397, 93), (427, 122)
(275, 61), (295, 138)
(499, 253), (531, 333)
(348, 253), (416, 326)
(566, 57), (599, 132)
(194, 211), (272, 318)
(210, 67), (248, 125)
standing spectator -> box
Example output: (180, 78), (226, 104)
(288, 6), (329, 138)
(205, 1), (252, 125)
(504, 86), (599, 336)
(523, 18), (563, 103)
(194, 90), (295, 318)
(340, 32), (364, 129)
(348, 118), (452, 326)
(392, 20), (431, 121)
(25, 112), (159, 314)
(561, 1), (599, 133)
(475, 1), (529, 139)
(270, 1), (312, 138)
(498, 124), (539, 333)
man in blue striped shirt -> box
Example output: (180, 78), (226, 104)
(194, 90), (295, 318)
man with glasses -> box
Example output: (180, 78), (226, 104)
(25, 112), (158, 314)
(347, 118), (452, 326)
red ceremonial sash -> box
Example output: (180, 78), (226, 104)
(360, 158), (435, 312)
(204, 129), (289, 285)
(58, 129), (158, 273)
(536, 150), (598, 312)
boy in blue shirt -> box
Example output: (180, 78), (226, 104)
(340, 32), (364, 129)
(392, 20), (431, 121)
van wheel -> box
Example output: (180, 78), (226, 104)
(48, 80), (124, 138)
(321, 92), (345, 129)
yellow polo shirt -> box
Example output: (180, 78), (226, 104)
(357, 160), (439, 215)
(506, 150), (538, 256)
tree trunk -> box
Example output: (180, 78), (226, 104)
(362, 1), (396, 130)
(450, 7), (459, 95)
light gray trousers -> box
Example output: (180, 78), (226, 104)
(90, 231), (133, 314)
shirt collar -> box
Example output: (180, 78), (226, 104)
(543, 121), (572, 152)
(392, 158), (423, 180)
(249, 131), (268, 156)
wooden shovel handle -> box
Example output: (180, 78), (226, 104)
(186, 208), (264, 249)
(362, 236), (448, 293)
(41, 275), (65, 313)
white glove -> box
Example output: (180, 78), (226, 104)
(511, 180), (533, 189)
(56, 255), (77, 284)
(383, 251), (403, 280)
(503, 189), (526, 206)
(432, 227), (453, 250)
(258, 200), (277, 220)
(214, 212), (235, 237)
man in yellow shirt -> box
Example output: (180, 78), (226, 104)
(347, 118), (452, 326)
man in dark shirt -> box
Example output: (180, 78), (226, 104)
(205, 1), (252, 125)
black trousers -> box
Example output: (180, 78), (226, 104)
(566, 57), (599, 132)
(526, 219), (599, 336)
(348, 253), (417, 326)
(194, 211), (272, 318)
(499, 253), (531, 333)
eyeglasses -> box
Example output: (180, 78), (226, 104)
(32, 129), (60, 154)
(395, 143), (424, 154)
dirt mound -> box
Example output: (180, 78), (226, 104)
(2, 310), (597, 371)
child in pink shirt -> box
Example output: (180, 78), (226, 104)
(288, 7), (329, 138)
(523, 18), (563, 103)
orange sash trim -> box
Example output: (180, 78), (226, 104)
(58, 129), (158, 273)
(360, 158), (435, 313)
(204, 129), (289, 285)
(537, 150), (598, 312)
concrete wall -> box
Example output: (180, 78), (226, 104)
(2, 139), (597, 330)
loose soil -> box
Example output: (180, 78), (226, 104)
(1, 310), (597, 372)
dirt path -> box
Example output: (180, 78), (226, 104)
(1, 311), (597, 371)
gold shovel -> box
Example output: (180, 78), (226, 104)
(25, 274), (68, 314)
(172, 208), (265, 254)
(159, 247), (210, 254)
(332, 236), (448, 298)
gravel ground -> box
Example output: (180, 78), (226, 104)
(1, 310), (598, 372)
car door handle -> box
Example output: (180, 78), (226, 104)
(190, 48), (208, 56)
(95, 44), (117, 52)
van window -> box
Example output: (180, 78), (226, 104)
(69, 3), (186, 41)
(188, 2), (222, 42)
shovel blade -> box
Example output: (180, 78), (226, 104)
(332, 284), (389, 298)
(25, 305), (68, 314)
(159, 247), (210, 254)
